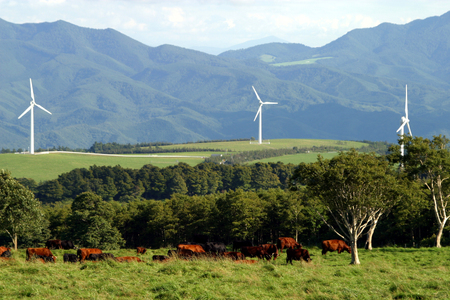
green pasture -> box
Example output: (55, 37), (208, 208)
(156, 139), (367, 152)
(2, 247), (450, 299)
(0, 153), (205, 182)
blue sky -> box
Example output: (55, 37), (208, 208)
(1, 0), (450, 49)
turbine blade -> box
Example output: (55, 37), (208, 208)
(405, 84), (408, 119)
(18, 105), (32, 119)
(254, 106), (262, 121)
(407, 122), (412, 136)
(30, 78), (35, 103)
(252, 86), (262, 103)
(396, 122), (406, 133)
(35, 103), (52, 115)
(263, 102), (278, 105)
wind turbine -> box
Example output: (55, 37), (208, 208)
(396, 85), (412, 158)
(18, 78), (52, 154)
(252, 86), (278, 144)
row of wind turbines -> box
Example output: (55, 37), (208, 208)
(17, 79), (411, 153)
(251, 84), (413, 150)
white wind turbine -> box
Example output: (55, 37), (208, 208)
(18, 79), (52, 154)
(252, 86), (278, 144)
(396, 85), (412, 157)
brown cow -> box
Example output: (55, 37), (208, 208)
(241, 246), (271, 260)
(45, 239), (63, 249)
(277, 237), (302, 253)
(136, 247), (147, 255)
(0, 246), (11, 256)
(286, 248), (312, 264)
(177, 244), (206, 253)
(115, 256), (143, 262)
(77, 248), (103, 262)
(322, 239), (351, 255)
(222, 251), (245, 260)
(260, 244), (279, 260)
(26, 248), (56, 262)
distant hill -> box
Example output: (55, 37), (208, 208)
(1, 12), (450, 150)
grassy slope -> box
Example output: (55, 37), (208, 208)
(0, 139), (368, 182)
(2, 247), (450, 299)
(0, 153), (204, 182)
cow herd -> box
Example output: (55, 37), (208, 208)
(0, 238), (351, 265)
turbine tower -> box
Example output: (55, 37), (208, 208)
(18, 78), (52, 154)
(396, 85), (412, 157)
(252, 86), (278, 144)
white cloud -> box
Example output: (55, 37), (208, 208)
(39, 0), (65, 5)
(225, 19), (235, 29)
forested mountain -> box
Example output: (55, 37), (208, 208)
(1, 12), (450, 150)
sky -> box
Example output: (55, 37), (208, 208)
(1, 0), (450, 50)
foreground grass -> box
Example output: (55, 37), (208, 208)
(2, 247), (450, 299)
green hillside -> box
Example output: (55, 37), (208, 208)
(0, 139), (367, 182)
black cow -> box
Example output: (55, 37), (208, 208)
(36, 255), (55, 263)
(152, 255), (169, 261)
(204, 242), (227, 253)
(63, 253), (78, 263)
(233, 240), (254, 252)
(0, 250), (11, 257)
(61, 240), (76, 250)
(88, 253), (115, 261)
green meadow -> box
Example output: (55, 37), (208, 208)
(1, 247), (449, 299)
(0, 139), (367, 182)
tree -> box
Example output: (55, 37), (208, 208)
(393, 135), (450, 247)
(68, 192), (124, 249)
(291, 150), (400, 264)
(0, 169), (48, 250)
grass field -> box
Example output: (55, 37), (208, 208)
(156, 139), (367, 152)
(2, 247), (450, 299)
(0, 153), (205, 182)
(271, 57), (332, 67)
(0, 139), (366, 182)
(251, 152), (339, 165)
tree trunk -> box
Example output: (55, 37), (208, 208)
(365, 219), (378, 250)
(13, 233), (18, 251)
(350, 234), (360, 265)
(436, 221), (447, 248)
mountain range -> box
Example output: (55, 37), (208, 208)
(1, 12), (450, 150)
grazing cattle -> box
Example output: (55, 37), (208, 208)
(177, 244), (206, 253)
(61, 240), (76, 250)
(204, 242), (227, 254)
(167, 250), (177, 257)
(136, 247), (147, 255)
(232, 240), (253, 252)
(77, 248), (103, 262)
(286, 248), (312, 264)
(177, 248), (195, 258)
(322, 239), (352, 255)
(1, 249), (11, 258)
(0, 246), (11, 256)
(222, 251), (245, 260)
(277, 237), (302, 253)
(260, 244), (279, 260)
(115, 256), (142, 262)
(241, 246), (272, 260)
(26, 248), (56, 262)
(35, 255), (55, 263)
(152, 255), (169, 262)
(88, 253), (115, 261)
(63, 253), (78, 263)
(45, 239), (63, 249)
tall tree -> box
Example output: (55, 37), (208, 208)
(0, 169), (48, 250)
(393, 135), (450, 247)
(291, 150), (400, 264)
